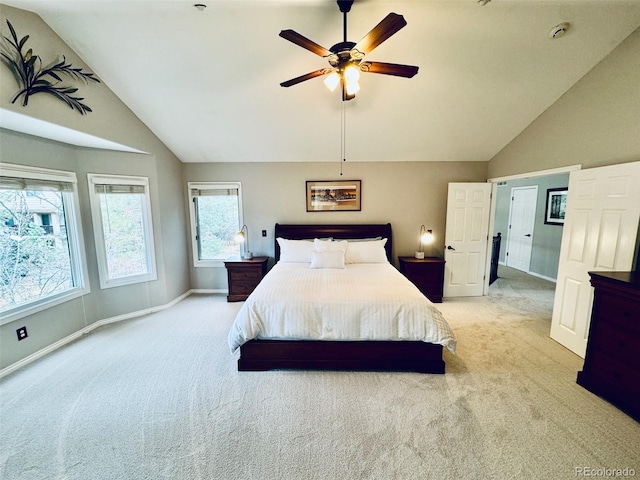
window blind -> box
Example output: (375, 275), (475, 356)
(0, 176), (74, 192)
(94, 184), (146, 195)
(190, 188), (238, 197)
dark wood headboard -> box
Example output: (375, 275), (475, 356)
(274, 223), (393, 262)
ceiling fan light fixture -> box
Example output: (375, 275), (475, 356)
(279, 3), (418, 98)
(345, 80), (360, 96)
(324, 72), (340, 92)
(344, 64), (360, 83)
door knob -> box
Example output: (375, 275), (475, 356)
(525, 234), (531, 237)
(447, 245), (455, 250)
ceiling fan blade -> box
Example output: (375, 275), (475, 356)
(280, 69), (332, 88)
(279, 29), (332, 57)
(352, 13), (407, 56)
(360, 61), (418, 78)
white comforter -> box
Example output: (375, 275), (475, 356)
(228, 262), (457, 353)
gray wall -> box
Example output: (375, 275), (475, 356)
(183, 161), (488, 289)
(488, 26), (640, 270)
(0, 6), (189, 370)
(493, 173), (569, 280)
(0, 128), (189, 369)
(488, 27), (640, 178)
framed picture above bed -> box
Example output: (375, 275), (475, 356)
(544, 187), (568, 225)
(306, 180), (361, 212)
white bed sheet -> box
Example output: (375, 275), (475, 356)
(228, 263), (457, 353)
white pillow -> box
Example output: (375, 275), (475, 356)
(345, 238), (389, 264)
(342, 237), (382, 242)
(310, 250), (346, 269)
(277, 238), (313, 263)
(314, 238), (348, 253)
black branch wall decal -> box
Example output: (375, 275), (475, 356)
(0, 19), (101, 115)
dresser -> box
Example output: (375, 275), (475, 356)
(577, 271), (640, 422)
(223, 257), (269, 302)
(398, 256), (445, 303)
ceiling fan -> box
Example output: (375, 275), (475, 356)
(279, 0), (419, 101)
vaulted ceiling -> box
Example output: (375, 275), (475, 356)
(3, 0), (640, 163)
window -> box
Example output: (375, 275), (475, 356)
(0, 163), (89, 324)
(88, 174), (157, 289)
(188, 182), (243, 266)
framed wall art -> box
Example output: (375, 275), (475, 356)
(544, 187), (568, 225)
(306, 180), (361, 212)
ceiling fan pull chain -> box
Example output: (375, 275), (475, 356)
(340, 100), (346, 175)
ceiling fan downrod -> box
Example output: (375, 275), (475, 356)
(338, 0), (353, 42)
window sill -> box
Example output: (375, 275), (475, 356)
(0, 286), (90, 326)
(99, 272), (158, 289)
(193, 260), (226, 268)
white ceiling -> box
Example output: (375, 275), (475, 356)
(3, 0), (640, 163)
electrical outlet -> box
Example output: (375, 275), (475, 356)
(16, 326), (28, 341)
(262, 230), (267, 237)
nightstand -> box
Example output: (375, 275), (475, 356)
(224, 256), (268, 302)
(398, 256), (445, 303)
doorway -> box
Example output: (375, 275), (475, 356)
(485, 168), (574, 328)
(490, 170), (572, 288)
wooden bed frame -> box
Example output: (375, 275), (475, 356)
(237, 223), (446, 374)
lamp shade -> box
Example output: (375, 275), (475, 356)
(345, 81), (360, 96)
(235, 225), (252, 259)
(421, 228), (434, 245)
(344, 64), (360, 83)
(415, 225), (434, 259)
(324, 72), (340, 92)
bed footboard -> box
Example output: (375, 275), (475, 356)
(238, 339), (445, 374)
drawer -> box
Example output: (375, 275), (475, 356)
(408, 271), (443, 284)
(584, 350), (640, 398)
(231, 283), (257, 295)
(229, 270), (261, 282)
(588, 322), (640, 370)
(404, 265), (442, 277)
(594, 294), (640, 334)
(411, 278), (441, 289)
(232, 277), (261, 288)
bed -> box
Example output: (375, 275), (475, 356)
(228, 223), (456, 373)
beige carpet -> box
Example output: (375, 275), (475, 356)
(1, 267), (638, 480)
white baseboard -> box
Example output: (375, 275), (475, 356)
(496, 262), (557, 283)
(191, 289), (227, 294)
(526, 271), (557, 283)
(0, 290), (194, 379)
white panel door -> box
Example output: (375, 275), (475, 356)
(550, 161), (640, 357)
(444, 183), (492, 297)
(506, 186), (538, 272)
